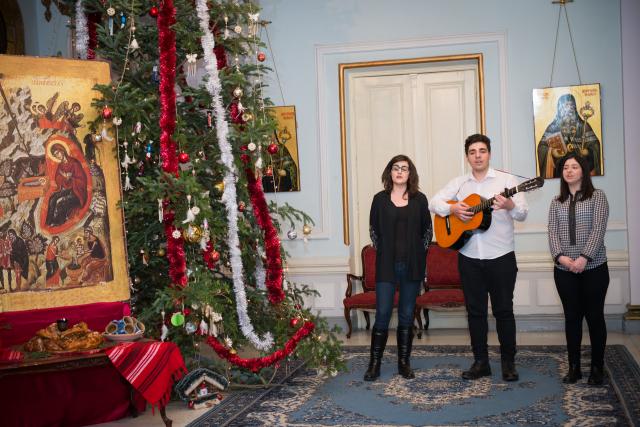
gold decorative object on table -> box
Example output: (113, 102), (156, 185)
(23, 321), (103, 353)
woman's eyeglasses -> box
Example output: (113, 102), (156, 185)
(391, 166), (409, 173)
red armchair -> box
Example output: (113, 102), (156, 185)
(414, 244), (465, 338)
(343, 245), (399, 338)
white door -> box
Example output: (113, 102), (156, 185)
(348, 66), (479, 270)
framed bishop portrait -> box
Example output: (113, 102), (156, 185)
(533, 83), (604, 179)
(0, 55), (129, 312)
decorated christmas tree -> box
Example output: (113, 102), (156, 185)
(61, 0), (343, 378)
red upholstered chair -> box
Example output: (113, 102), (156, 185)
(343, 245), (399, 338)
(414, 243), (465, 338)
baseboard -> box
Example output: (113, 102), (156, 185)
(324, 313), (627, 334)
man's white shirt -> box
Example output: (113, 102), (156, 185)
(429, 168), (528, 260)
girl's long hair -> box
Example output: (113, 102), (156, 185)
(557, 152), (595, 202)
(381, 154), (419, 197)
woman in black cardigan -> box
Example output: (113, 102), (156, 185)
(365, 154), (432, 381)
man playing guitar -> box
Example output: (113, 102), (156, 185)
(430, 134), (529, 382)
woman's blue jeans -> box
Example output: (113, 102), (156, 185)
(373, 261), (421, 330)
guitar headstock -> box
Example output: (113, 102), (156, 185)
(518, 176), (544, 192)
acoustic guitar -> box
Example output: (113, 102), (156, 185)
(434, 177), (544, 249)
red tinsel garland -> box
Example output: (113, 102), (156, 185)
(163, 203), (187, 287)
(206, 321), (315, 371)
(245, 168), (285, 304)
(87, 13), (100, 59)
(158, 0), (186, 286)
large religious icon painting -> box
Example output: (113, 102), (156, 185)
(0, 55), (129, 312)
(263, 106), (300, 192)
(532, 84), (603, 179)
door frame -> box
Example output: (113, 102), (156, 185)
(338, 53), (486, 245)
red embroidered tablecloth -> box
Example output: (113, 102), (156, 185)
(106, 341), (187, 410)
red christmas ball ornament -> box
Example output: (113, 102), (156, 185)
(289, 317), (300, 328)
(210, 250), (220, 262)
(240, 145), (248, 151)
(183, 308), (191, 316)
(102, 106), (113, 120)
(267, 143), (279, 155)
(238, 201), (246, 212)
(257, 52), (266, 62)
(149, 6), (159, 17)
(178, 152), (190, 163)
(240, 154), (250, 164)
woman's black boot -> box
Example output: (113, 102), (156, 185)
(397, 325), (415, 379)
(562, 363), (582, 384)
(588, 365), (604, 385)
(364, 328), (388, 381)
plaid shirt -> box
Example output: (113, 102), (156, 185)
(548, 189), (608, 271)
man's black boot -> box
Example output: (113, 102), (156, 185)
(461, 360), (492, 380)
(364, 328), (388, 381)
(397, 326), (415, 379)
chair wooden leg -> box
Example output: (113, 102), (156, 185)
(363, 311), (371, 330)
(414, 306), (423, 339)
(344, 307), (353, 338)
(423, 308), (430, 330)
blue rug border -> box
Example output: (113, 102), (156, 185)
(187, 344), (640, 427)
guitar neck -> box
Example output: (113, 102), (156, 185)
(470, 186), (518, 214)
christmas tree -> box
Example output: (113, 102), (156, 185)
(62, 0), (343, 378)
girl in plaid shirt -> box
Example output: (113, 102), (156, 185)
(548, 153), (609, 386)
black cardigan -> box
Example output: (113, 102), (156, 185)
(369, 191), (433, 283)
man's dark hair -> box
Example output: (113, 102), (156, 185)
(464, 134), (491, 154)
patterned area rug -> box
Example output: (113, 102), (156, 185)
(188, 345), (640, 426)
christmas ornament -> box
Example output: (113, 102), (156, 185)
(287, 229), (298, 240)
(233, 25), (242, 34)
(240, 154), (250, 164)
(107, 7), (115, 35)
(145, 141), (154, 159)
(241, 112), (253, 122)
(267, 143), (278, 155)
(134, 276), (142, 285)
(185, 322), (197, 334)
(178, 152), (190, 163)
(233, 87), (243, 98)
(214, 181), (225, 193)
(210, 250), (220, 262)
(183, 225), (203, 243)
(102, 106), (113, 119)
(186, 53), (197, 77)
(119, 11), (126, 28)
(303, 224), (313, 235)
(113, 117), (123, 126)
(160, 311), (169, 341)
(152, 65), (159, 83)
(257, 52), (266, 62)
(277, 169), (287, 177)
(289, 317), (300, 328)
(157, 247), (166, 257)
(238, 201), (245, 212)
(171, 311), (185, 327)
(149, 6), (159, 17)
(247, 142), (256, 151)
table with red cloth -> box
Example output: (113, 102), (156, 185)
(0, 302), (187, 427)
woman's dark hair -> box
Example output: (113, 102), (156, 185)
(557, 152), (595, 203)
(381, 154), (419, 197)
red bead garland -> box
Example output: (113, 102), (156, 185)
(206, 321), (315, 371)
